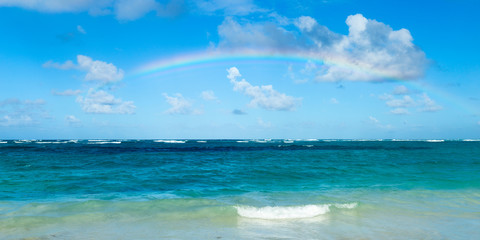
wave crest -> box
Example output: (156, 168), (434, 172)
(235, 204), (330, 220)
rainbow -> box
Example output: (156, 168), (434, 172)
(133, 50), (399, 81)
(132, 50), (478, 116)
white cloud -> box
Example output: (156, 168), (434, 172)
(386, 95), (415, 108)
(0, 0), (184, 20)
(330, 98), (339, 104)
(163, 93), (202, 115)
(227, 67), (301, 111)
(0, 98), (48, 126)
(76, 88), (135, 114)
(379, 87), (442, 114)
(217, 13), (428, 82)
(201, 90), (218, 101)
(114, 0), (159, 20)
(77, 55), (124, 83)
(390, 108), (409, 115)
(419, 93), (442, 112)
(43, 60), (76, 70)
(52, 89), (82, 96)
(77, 25), (86, 34)
(369, 116), (379, 124)
(294, 16), (317, 32)
(44, 55), (124, 84)
(65, 115), (81, 125)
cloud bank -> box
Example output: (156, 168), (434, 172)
(44, 55), (124, 84)
(76, 88), (135, 114)
(380, 86), (442, 114)
(0, 98), (48, 126)
(218, 14), (428, 82)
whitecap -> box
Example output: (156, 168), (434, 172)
(0, 141), (7, 144)
(235, 204), (330, 220)
(88, 141), (122, 144)
(283, 140), (294, 143)
(154, 140), (186, 143)
(236, 140), (249, 143)
(196, 140), (207, 143)
(426, 139), (444, 142)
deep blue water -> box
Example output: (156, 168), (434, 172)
(1, 139), (479, 239)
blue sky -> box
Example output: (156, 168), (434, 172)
(0, 0), (479, 139)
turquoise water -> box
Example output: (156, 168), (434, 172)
(1, 139), (479, 239)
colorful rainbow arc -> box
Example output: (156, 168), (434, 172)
(133, 50), (399, 81)
(132, 50), (478, 115)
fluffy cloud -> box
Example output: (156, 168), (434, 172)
(0, 98), (48, 126)
(379, 86), (442, 114)
(163, 93), (202, 115)
(44, 55), (124, 84)
(77, 55), (124, 83)
(418, 93), (443, 112)
(65, 115), (81, 125)
(76, 88), (135, 114)
(227, 67), (300, 111)
(201, 90), (218, 101)
(385, 95), (415, 108)
(217, 14), (428, 82)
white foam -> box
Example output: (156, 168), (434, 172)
(88, 139), (108, 142)
(154, 140), (186, 143)
(334, 203), (358, 209)
(463, 139), (480, 142)
(426, 139), (444, 142)
(0, 141), (7, 144)
(236, 140), (249, 143)
(283, 140), (294, 143)
(196, 140), (207, 143)
(88, 141), (122, 144)
(235, 204), (330, 220)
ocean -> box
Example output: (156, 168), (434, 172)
(1, 139), (479, 239)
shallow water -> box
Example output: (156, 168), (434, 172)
(1, 139), (479, 239)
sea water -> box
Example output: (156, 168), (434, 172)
(0, 139), (479, 239)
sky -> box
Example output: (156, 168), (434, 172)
(0, 0), (479, 139)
